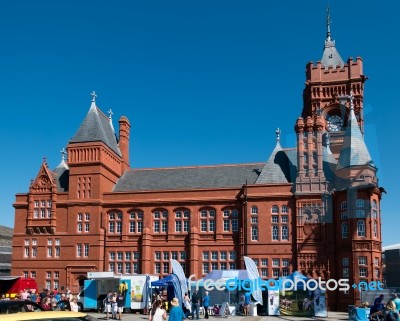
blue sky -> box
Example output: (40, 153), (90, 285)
(0, 1), (398, 246)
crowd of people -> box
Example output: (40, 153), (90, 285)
(0, 287), (80, 312)
(367, 294), (400, 321)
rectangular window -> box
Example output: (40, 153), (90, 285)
(34, 200), (39, 208)
(272, 226), (279, 240)
(85, 213), (90, 221)
(229, 251), (236, 261)
(203, 263), (209, 274)
(84, 244), (89, 257)
(46, 280), (51, 290)
(130, 222), (135, 233)
(171, 252), (178, 260)
(343, 268), (349, 278)
(116, 222), (122, 233)
(201, 220), (207, 232)
(180, 252), (186, 261)
(133, 263), (139, 274)
(251, 217), (258, 224)
(32, 247), (37, 258)
(47, 239), (52, 246)
(261, 269), (268, 278)
(155, 252), (161, 261)
(209, 220), (215, 232)
(223, 220), (230, 231)
(78, 213), (83, 221)
(232, 219), (238, 231)
(41, 200), (46, 207)
(154, 221), (160, 233)
(31, 271), (36, 278)
(47, 247), (53, 257)
(163, 263), (169, 274)
(211, 251), (218, 260)
(229, 263), (236, 269)
(272, 258), (280, 267)
(163, 252), (169, 261)
(155, 263), (161, 274)
(125, 252), (131, 260)
(34, 209), (39, 218)
(117, 252), (123, 260)
(117, 262), (123, 273)
(46, 271), (51, 278)
(137, 222), (143, 232)
(272, 216), (279, 223)
(281, 215), (288, 223)
(85, 223), (90, 232)
(162, 221), (168, 233)
(77, 222), (83, 232)
(359, 268), (367, 277)
(281, 226), (289, 240)
(220, 262), (227, 270)
(211, 263), (218, 271)
(47, 209), (52, 218)
(41, 209), (46, 218)
(342, 258), (349, 266)
(203, 251), (209, 261)
(55, 239), (60, 245)
(77, 244), (82, 257)
(25, 247), (29, 257)
(109, 222), (115, 233)
(110, 252), (115, 261)
(55, 247), (60, 257)
(109, 262), (115, 272)
(220, 251), (227, 260)
(175, 221), (182, 232)
(282, 269), (289, 277)
(356, 210), (365, 218)
(134, 252), (139, 260)
(261, 259), (268, 266)
(358, 257), (367, 265)
(273, 269), (280, 278)
(374, 257), (379, 266)
(282, 259), (290, 267)
(183, 221), (190, 232)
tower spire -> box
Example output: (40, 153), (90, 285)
(326, 4), (331, 41)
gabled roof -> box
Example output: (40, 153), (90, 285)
(336, 107), (375, 170)
(70, 101), (121, 156)
(113, 163), (264, 192)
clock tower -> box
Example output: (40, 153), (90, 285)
(302, 7), (367, 159)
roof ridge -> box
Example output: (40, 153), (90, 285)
(129, 162), (264, 172)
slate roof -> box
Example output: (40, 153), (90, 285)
(70, 101), (121, 156)
(256, 142), (294, 184)
(113, 163), (265, 192)
(336, 107), (375, 170)
(53, 159), (69, 192)
(321, 38), (344, 69)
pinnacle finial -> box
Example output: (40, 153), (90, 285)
(91, 91), (97, 102)
(275, 128), (281, 142)
(326, 4), (331, 41)
(60, 148), (67, 161)
(108, 109), (113, 120)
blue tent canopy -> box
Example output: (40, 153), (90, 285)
(151, 274), (183, 305)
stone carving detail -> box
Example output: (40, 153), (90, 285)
(355, 242), (370, 250)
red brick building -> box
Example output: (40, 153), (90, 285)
(12, 13), (384, 311)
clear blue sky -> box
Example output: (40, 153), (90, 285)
(0, 1), (398, 246)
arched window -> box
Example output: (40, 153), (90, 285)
(251, 206), (258, 214)
(357, 220), (365, 237)
(153, 209), (168, 233)
(372, 200), (378, 209)
(341, 201), (347, 210)
(281, 205), (288, 214)
(174, 208), (190, 233)
(199, 208), (216, 232)
(341, 222), (348, 239)
(372, 200), (378, 219)
(356, 199), (365, 208)
(251, 226), (258, 241)
(271, 205), (279, 214)
(108, 211), (122, 234)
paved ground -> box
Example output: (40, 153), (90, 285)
(85, 311), (349, 321)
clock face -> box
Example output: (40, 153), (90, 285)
(326, 115), (343, 132)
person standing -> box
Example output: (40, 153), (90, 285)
(105, 290), (113, 320)
(117, 292), (125, 320)
(393, 294), (400, 313)
(169, 298), (185, 321)
(149, 300), (167, 321)
(70, 297), (79, 312)
(191, 290), (200, 320)
(243, 292), (251, 316)
(183, 292), (191, 319)
(203, 292), (210, 319)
